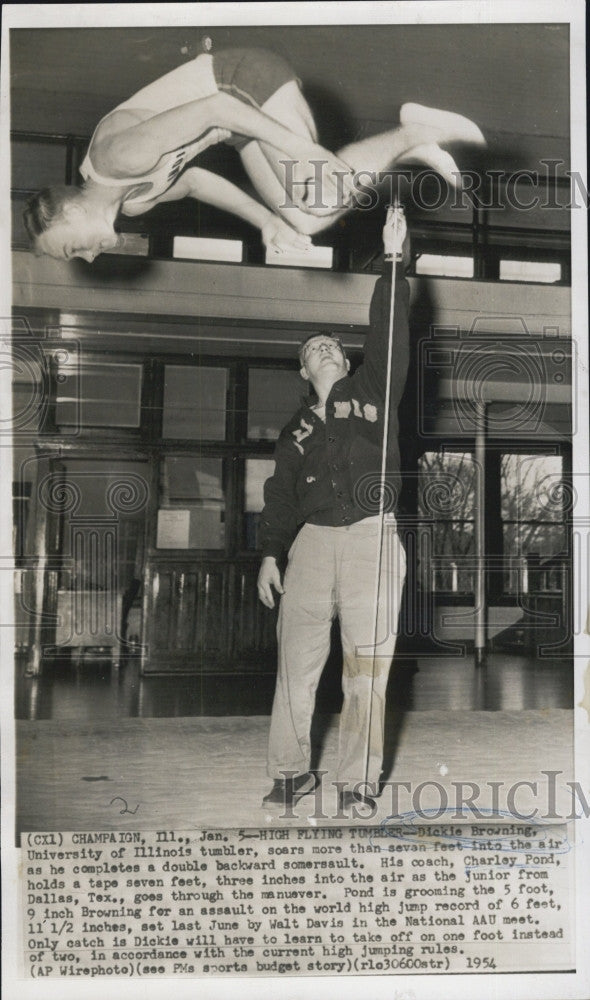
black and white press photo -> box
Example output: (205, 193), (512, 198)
(1, 3), (588, 1000)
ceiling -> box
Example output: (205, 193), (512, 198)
(10, 23), (571, 260)
(11, 23), (570, 153)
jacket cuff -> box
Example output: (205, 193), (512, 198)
(261, 540), (285, 561)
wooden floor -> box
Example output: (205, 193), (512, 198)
(15, 652), (574, 838)
(15, 651), (573, 721)
(16, 708), (574, 836)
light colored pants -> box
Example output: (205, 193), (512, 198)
(267, 517), (406, 786)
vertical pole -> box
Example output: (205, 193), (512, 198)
(474, 402), (487, 666)
(363, 203), (404, 791)
(27, 492), (47, 676)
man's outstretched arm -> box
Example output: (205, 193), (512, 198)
(354, 211), (411, 407)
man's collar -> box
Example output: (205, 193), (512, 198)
(301, 373), (349, 410)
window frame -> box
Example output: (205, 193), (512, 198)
(416, 441), (571, 602)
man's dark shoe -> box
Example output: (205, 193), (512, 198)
(337, 790), (377, 813)
(262, 772), (318, 808)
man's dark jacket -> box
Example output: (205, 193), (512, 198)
(260, 273), (410, 561)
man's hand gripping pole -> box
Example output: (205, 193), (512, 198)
(384, 199), (406, 262)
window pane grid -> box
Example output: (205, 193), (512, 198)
(162, 365), (227, 440)
(247, 368), (303, 441)
(157, 456), (225, 550)
(55, 362), (142, 428)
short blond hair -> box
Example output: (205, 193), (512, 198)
(23, 186), (83, 245)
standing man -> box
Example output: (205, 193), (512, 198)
(257, 209), (410, 814)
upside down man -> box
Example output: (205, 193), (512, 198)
(25, 46), (484, 262)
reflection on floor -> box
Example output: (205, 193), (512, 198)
(15, 651), (573, 722)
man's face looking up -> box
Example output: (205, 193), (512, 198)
(300, 336), (350, 382)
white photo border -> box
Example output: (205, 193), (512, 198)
(1, 3), (588, 999)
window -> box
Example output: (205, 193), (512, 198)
(417, 448), (568, 600)
(499, 260), (561, 283)
(11, 140), (68, 191)
(173, 236), (243, 263)
(47, 458), (149, 595)
(501, 453), (566, 594)
(418, 451), (476, 593)
(415, 254), (474, 278)
(162, 365), (227, 440)
(55, 361), (143, 429)
(157, 456), (225, 550)
(247, 368), (304, 440)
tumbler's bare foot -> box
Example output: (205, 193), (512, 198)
(400, 102), (486, 147)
